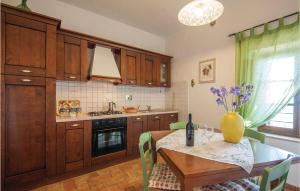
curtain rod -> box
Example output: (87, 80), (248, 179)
(228, 12), (299, 37)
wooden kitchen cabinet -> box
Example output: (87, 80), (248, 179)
(2, 75), (56, 185)
(120, 49), (141, 85)
(1, 5), (59, 78)
(148, 114), (165, 131)
(163, 113), (179, 130)
(56, 31), (88, 81)
(157, 56), (171, 87)
(56, 121), (92, 174)
(141, 54), (158, 87)
(127, 116), (148, 156)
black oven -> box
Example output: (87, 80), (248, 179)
(92, 118), (127, 157)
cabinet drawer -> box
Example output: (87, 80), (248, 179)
(5, 65), (45, 77)
(132, 116), (144, 122)
(64, 74), (81, 81)
(150, 114), (162, 120)
(66, 121), (84, 130)
(167, 113), (178, 119)
(4, 75), (46, 86)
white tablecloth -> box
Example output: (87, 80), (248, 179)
(156, 129), (254, 173)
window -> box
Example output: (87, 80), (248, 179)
(258, 56), (300, 137)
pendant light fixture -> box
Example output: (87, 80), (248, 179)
(178, 0), (224, 26)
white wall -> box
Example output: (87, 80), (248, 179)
(166, 0), (300, 186)
(1, 0), (166, 53)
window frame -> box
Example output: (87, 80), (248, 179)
(258, 92), (300, 138)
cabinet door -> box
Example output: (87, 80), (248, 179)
(2, 13), (56, 78)
(163, 113), (179, 130)
(127, 116), (148, 156)
(157, 57), (171, 87)
(141, 54), (158, 87)
(56, 34), (88, 81)
(56, 121), (91, 174)
(148, 114), (165, 131)
(3, 76), (56, 184)
(121, 49), (141, 85)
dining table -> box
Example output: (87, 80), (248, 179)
(151, 130), (300, 191)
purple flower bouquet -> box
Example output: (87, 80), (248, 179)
(210, 83), (254, 112)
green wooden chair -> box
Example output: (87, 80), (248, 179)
(233, 155), (293, 191)
(139, 132), (181, 191)
(169, 121), (198, 131)
(244, 128), (266, 143)
(259, 155), (293, 191)
(169, 121), (186, 130)
(243, 128), (266, 184)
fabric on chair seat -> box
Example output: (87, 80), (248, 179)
(233, 179), (259, 191)
(196, 179), (259, 191)
(148, 163), (181, 190)
(148, 163), (259, 191)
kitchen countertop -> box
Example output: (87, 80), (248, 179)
(56, 110), (178, 122)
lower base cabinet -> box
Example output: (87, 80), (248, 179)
(127, 113), (178, 156)
(147, 114), (165, 131)
(127, 116), (148, 156)
(56, 121), (92, 174)
(163, 113), (179, 130)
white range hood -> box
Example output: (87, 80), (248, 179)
(89, 46), (121, 81)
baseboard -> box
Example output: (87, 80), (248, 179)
(286, 183), (300, 191)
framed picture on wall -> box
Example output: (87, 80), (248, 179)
(199, 58), (216, 83)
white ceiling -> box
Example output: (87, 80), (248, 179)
(58, 0), (299, 37)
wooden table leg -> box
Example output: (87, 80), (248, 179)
(181, 179), (194, 191)
(152, 140), (157, 163)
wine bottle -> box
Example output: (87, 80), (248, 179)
(186, 113), (194, 146)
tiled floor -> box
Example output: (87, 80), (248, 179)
(32, 159), (144, 191)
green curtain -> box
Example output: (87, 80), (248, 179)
(235, 13), (300, 128)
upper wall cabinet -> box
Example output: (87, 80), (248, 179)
(1, 5), (59, 78)
(157, 56), (171, 87)
(120, 49), (171, 87)
(56, 30), (88, 81)
(141, 54), (158, 87)
(120, 49), (141, 85)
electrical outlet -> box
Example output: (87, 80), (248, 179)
(125, 95), (133, 101)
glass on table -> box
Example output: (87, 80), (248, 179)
(205, 125), (214, 141)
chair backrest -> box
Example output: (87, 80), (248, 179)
(170, 121), (186, 130)
(139, 132), (154, 191)
(244, 128), (266, 143)
(169, 121), (198, 130)
(259, 155), (293, 191)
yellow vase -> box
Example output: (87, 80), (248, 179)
(220, 112), (245, 143)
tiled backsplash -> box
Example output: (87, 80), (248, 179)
(56, 81), (166, 113)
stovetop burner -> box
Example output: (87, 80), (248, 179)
(88, 111), (123, 116)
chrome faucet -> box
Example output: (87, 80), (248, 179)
(108, 101), (116, 113)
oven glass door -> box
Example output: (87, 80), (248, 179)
(92, 126), (126, 157)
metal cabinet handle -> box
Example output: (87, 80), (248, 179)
(68, 76), (77, 79)
(147, 82), (152, 85)
(154, 116), (160, 119)
(163, 83), (167, 86)
(71, 123), (80, 127)
(20, 69), (32, 73)
(129, 80), (134, 84)
(170, 114), (174, 117)
(21, 79), (32, 82)
(136, 117), (141, 120)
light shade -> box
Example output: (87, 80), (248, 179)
(178, 0), (224, 26)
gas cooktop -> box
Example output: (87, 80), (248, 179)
(87, 111), (123, 117)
